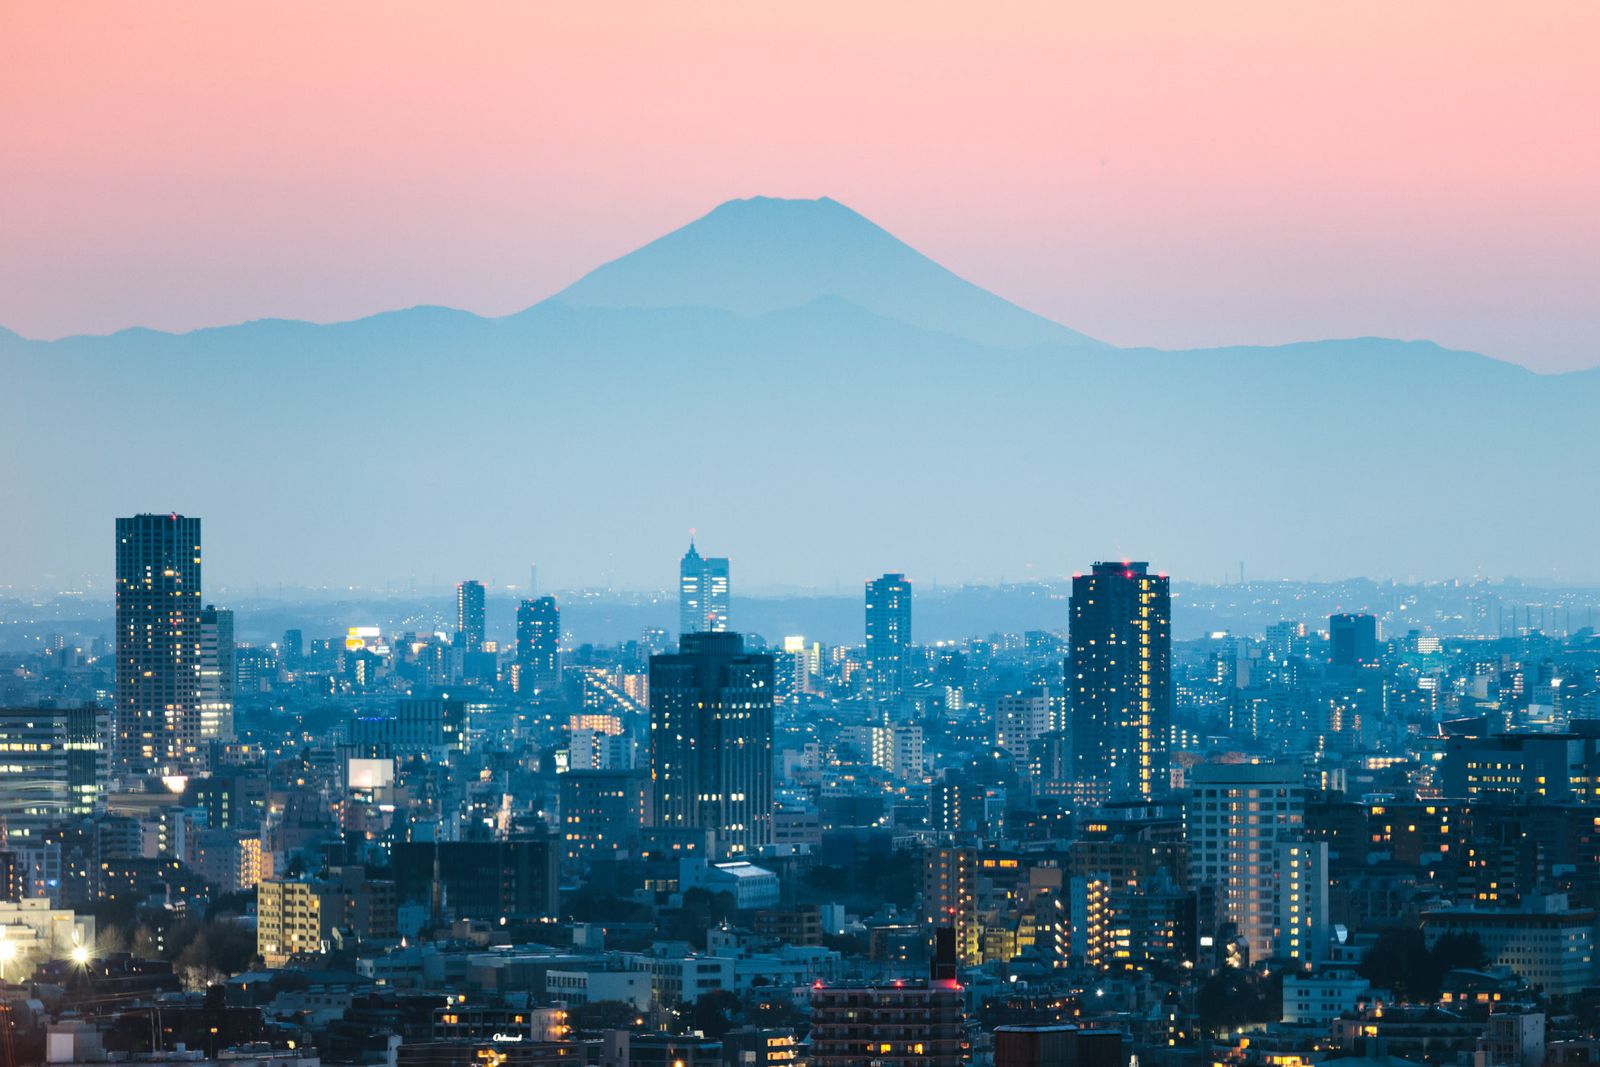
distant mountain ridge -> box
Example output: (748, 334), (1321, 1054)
(2, 196), (1595, 590)
(546, 196), (1102, 350)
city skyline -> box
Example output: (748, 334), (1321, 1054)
(5, 6), (1597, 1063)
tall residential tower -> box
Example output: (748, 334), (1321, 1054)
(515, 596), (561, 692)
(456, 580), (486, 652)
(865, 572), (913, 703)
(1068, 561), (1171, 799)
(115, 514), (204, 773)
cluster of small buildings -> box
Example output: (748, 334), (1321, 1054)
(0, 519), (1596, 1067)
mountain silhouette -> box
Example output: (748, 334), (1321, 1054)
(2, 197), (1595, 591)
(547, 196), (1099, 350)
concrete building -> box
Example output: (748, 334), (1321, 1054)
(1187, 761), (1311, 965)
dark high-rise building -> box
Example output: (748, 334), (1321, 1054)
(198, 604), (235, 742)
(115, 513), (204, 773)
(865, 572), (913, 703)
(649, 632), (773, 858)
(679, 542), (730, 635)
(515, 596), (561, 692)
(456, 580), (486, 652)
(390, 836), (559, 922)
(1329, 613), (1378, 668)
(1068, 561), (1171, 799)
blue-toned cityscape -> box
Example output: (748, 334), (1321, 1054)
(0, 517), (1597, 1067)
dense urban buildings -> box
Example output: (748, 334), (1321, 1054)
(3, 524), (1599, 1067)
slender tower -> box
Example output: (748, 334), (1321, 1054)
(1067, 561), (1171, 798)
(115, 514), (203, 774)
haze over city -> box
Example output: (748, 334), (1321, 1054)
(3, 7), (1599, 1067)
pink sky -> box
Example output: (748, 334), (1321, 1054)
(3, 2), (1597, 370)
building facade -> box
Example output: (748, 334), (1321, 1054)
(865, 573), (912, 703)
(649, 632), (774, 858)
(1068, 561), (1171, 799)
(115, 513), (204, 774)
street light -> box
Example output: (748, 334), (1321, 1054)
(71, 945), (90, 966)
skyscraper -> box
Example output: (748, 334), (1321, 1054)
(1329, 613), (1378, 668)
(198, 604), (235, 742)
(1068, 561), (1171, 799)
(649, 631), (773, 858)
(115, 513), (204, 774)
(679, 542), (730, 635)
(456, 580), (486, 652)
(515, 596), (561, 692)
(864, 572), (912, 703)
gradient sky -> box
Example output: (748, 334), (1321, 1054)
(4, 3), (1597, 371)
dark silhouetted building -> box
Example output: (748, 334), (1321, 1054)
(1330, 613), (1378, 668)
(516, 596), (562, 692)
(391, 836), (559, 923)
(993, 1026), (1125, 1067)
(1068, 561), (1171, 799)
(115, 513), (204, 773)
(649, 632), (773, 858)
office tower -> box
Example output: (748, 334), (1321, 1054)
(198, 605), (235, 742)
(810, 930), (965, 1067)
(1187, 761), (1310, 965)
(115, 513), (204, 774)
(679, 541), (731, 635)
(0, 705), (109, 844)
(515, 596), (561, 692)
(649, 632), (774, 858)
(1329, 613), (1378, 668)
(864, 572), (913, 703)
(456, 580), (486, 652)
(1068, 561), (1172, 799)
